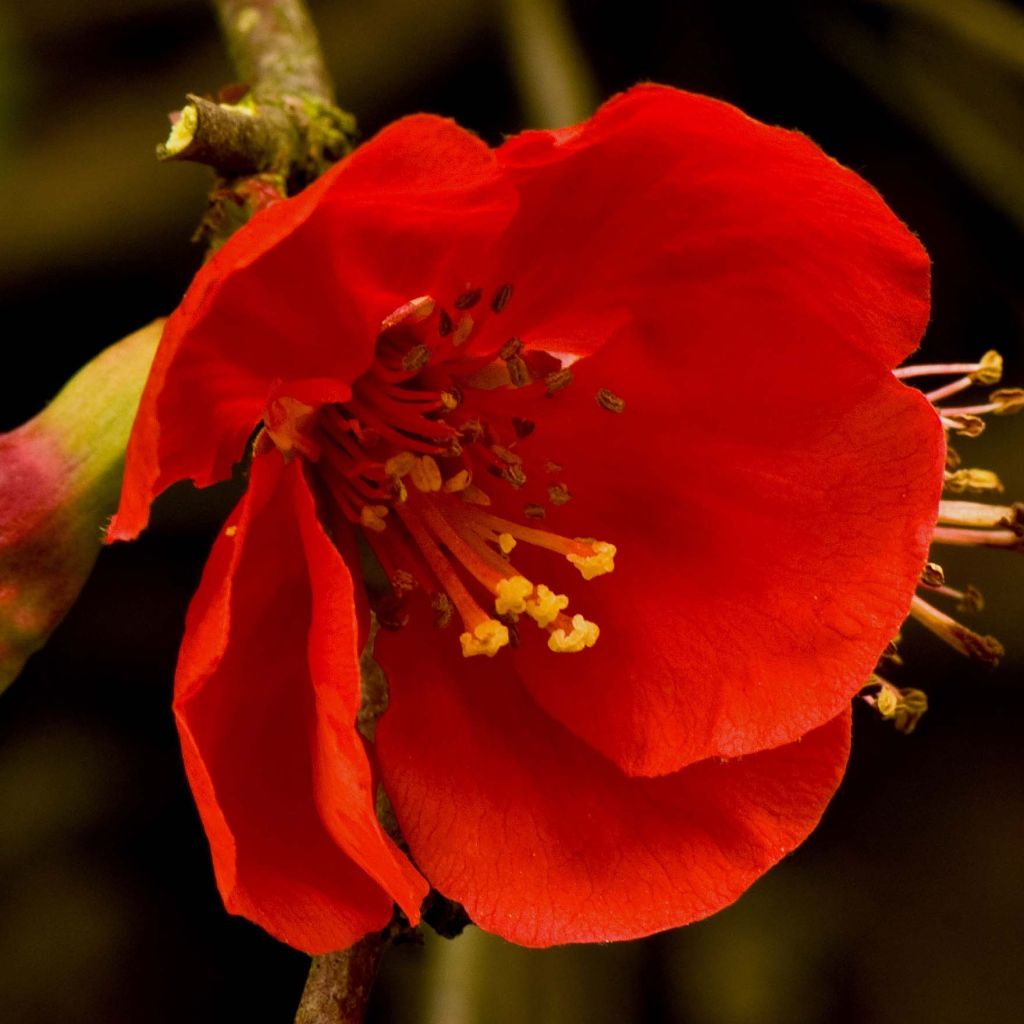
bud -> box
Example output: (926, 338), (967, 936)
(0, 320), (162, 691)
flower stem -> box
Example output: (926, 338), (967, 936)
(293, 933), (386, 1024)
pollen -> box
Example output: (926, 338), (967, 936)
(548, 614), (600, 653)
(409, 455), (443, 492)
(495, 575), (533, 616)
(567, 540), (617, 580)
(460, 618), (510, 658)
(524, 584), (569, 628)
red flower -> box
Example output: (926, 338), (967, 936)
(110, 86), (945, 952)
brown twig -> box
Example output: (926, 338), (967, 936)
(165, 0), (356, 249)
(293, 933), (387, 1024)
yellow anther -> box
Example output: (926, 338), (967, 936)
(567, 540), (617, 580)
(498, 532), (517, 555)
(991, 388), (1024, 415)
(460, 485), (492, 506)
(409, 455), (443, 492)
(524, 584), (569, 628)
(944, 468), (1004, 495)
(547, 614), (600, 653)
(360, 504), (389, 533)
(970, 350), (1003, 385)
(384, 451), (417, 478)
(495, 576), (533, 616)
(225, 525), (238, 538)
(459, 619), (510, 658)
(381, 295), (436, 330)
(442, 469), (472, 493)
(453, 313), (474, 346)
(441, 391), (459, 411)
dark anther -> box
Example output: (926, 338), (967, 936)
(431, 593), (454, 629)
(548, 483), (571, 506)
(524, 503), (546, 519)
(438, 308), (454, 336)
(491, 445), (522, 466)
(507, 356), (531, 387)
(512, 417), (535, 439)
(491, 283), (514, 313)
(401, 344), (431, 373)
(502, 464), (527, 489)
(545, 368), (573, 395)
(596, 387), (626, 413)
(499, 336), (523, 360)
(454, 288), (483, 309)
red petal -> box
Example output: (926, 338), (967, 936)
(498, 325), (944, 776)
(175, 453), (426, 953)
(111, 114), (514, 540)
(470, 85), (928, 367)
(375, 627), (850, 947)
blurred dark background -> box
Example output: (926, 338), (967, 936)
(1, 1), (1022, 1021)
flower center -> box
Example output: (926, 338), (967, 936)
(262, 285), (618, 658)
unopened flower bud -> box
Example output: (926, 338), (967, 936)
(0, 320), (162, 691)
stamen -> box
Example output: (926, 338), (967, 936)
(941, 414), (985, 437)
(940, 389), (1024, 417)
(908, 595), (1003, 665)
(932, 526), (1022, 550)
(895, 351), (1002, 381)
(938, 500), (1022, 530)
(863, 675), (928, 734)
(944, 468), (1004, 495)
(454, 287), (483, 310)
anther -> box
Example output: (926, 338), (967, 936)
(401, 344), (431, 373)
(548, 483), (571, 506)
(495, 576), (533, 616)
(454, 288), (483, 310)
(442, 469), (472, 493)
(941, 414), (985, 437)
(507, 356), (531, 387)
(864, 675), (928, 734)
(453, 314), (474, 346)
(491, 283), (514, 313)
(460, 618), (510, 657)
(524, 504), (545, 519)
(498, 533), (516, 554)
(512, 417), (535, 439)
(360, 504), (389, 532)
(920, 562), (945, 587)
(596, 388), (626, 413)
(545, 369), (573, 395)
(909, 595), (1004, 665)
(548, 614), (600, 653)
(409, 455), (443, 492)
(567, 540), (617, 579)
(438, 308), (454, 336)
(381, 295), (436, 330)
(432, 593), (454, 628)
(524, 585), (568, 628)
(384, 451), (417, 478)
(944, 468), (1004, 495)
(991, 388), (1024, 415)
(971, 350), (1003, 384)
(499, 337), (523, 360)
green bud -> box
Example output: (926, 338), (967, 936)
(0, 320), (162, 692)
